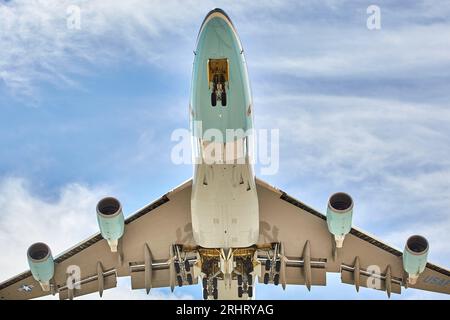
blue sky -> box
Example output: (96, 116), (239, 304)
(0, 0), (449, 299)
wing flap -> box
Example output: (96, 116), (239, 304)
(58, 271), (117, 300)
(340, 266), (402, 294)
(285, 266), (326, 286)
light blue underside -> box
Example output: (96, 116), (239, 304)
(28, 255), (54, 283)
(326, 208), (353, 237)
(191, 17), (253, 143)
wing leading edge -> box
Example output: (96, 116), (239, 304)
(255, 178), (450, 296)
(0, 179), (197, 300)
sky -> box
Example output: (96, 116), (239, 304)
(0, 0), (449, 300)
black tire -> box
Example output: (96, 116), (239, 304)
(248, 274), (253, 286)
(184, 260), (190, 272)
(211, 92), (217, 106)
(247, 286), (253, 298)
(238, 286), (243, 298)
(203, 288), (208, 300)
(187, 273), (193, 285)
(213, 289), (218, 300)
(176, 275), (183, 287)
(237, 275), (243, 286)
(174, 262), (180, 274)
(265, 259), (271, 271)
(202, 277), (208, 288)
(273, 274), (280, 286)
(221, 91), (227, 106)
(213, 277), (218, 288)
(263, 273), (270, 285)
(275, 260), (281, 272)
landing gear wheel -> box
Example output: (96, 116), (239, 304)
(263, 273), (270, 285)
(238, 286), (243, 298)
(273, 274), (280, 286)
(203, 288), (208, 300)
(221, 91), (227, 106)
(275, 260), (281, 272)
(176, 275), (183, 287)
(187, 273), (193, 285)
(247, 286), (253, 298)
(265, 259), (271, 271)
(174, 262), (180, 274)
(202, 277), (208, 288)
(184, 260), (190, 272)
(211, 92), (217, 106)
(237, 275), (243, 286)
(213, 288), (218, 300)
(248, 274), (253, 286)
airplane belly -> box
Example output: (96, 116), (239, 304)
(191, 163), (259, 248)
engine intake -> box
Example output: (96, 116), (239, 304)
(96, 197), (125, 252)
(326, 192), (353, 248)
(403, 235), (429, 285)
(27, 242), (54, 291)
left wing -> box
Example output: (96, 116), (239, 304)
(0, 180), (197, 300)
(255, 178), (450, 297)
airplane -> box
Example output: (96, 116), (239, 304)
(0, 8), (449, 300)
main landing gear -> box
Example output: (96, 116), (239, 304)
(262, 243), (282, 286)
(202, 275), (219, 300)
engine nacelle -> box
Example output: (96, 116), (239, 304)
(96, 197), (125, 252)
(27, 242), (55, 291)
(326, 192), (353, 248)
(403, 235), (429, 285)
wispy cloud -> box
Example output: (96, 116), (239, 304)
(0, 177), (107, 280)
(254, 92), (450, 265)
(0, 0), (288, 101)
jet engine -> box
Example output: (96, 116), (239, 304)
(326, 192), (353, 248)
(403, 235), (429, 285)
(96, 197), (125, 252)
(27, 242), (55, 291)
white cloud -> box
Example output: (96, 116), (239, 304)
(256, 94), (450, 183)
(251, 23), (450, 78)
(254, 93), (450, 266)
(0, 177), (107, 280)
(0, 0), (289, 100)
